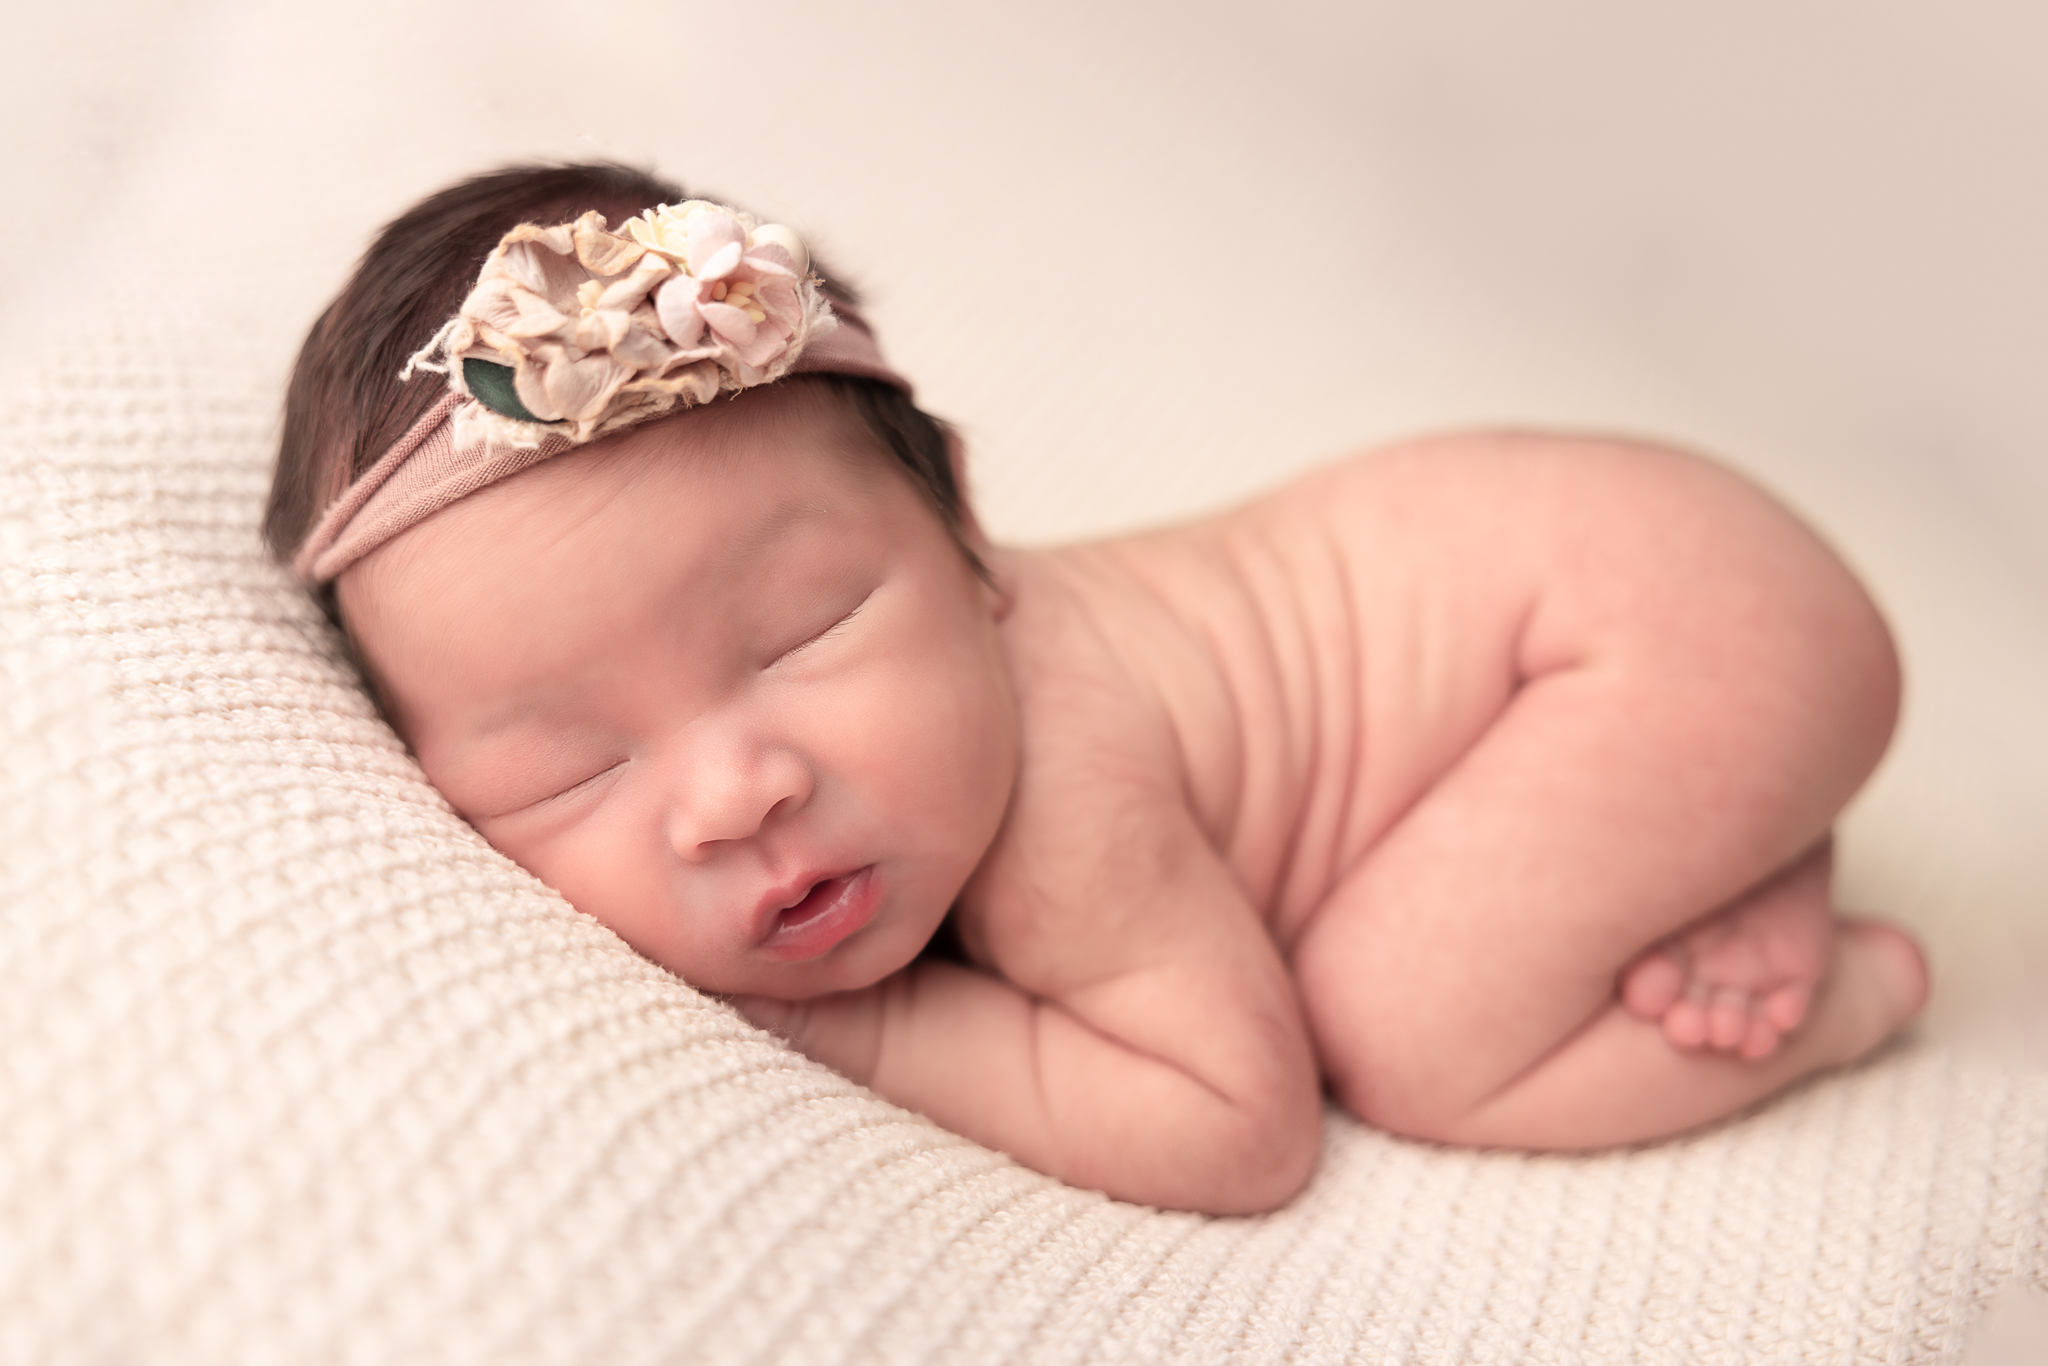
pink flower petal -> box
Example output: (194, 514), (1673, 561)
(686, 212), (748, 280)
(752, 278), (801, 327)
(654, 276), (709, 348)
(742, 243), (798, 278)
(700, 300), (758, 347)
(726, 314), (790, 369)
(748, 331), (793, 369)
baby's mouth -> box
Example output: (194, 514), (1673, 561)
(758, 867), (879, 962)
(778, 875), (850, 929)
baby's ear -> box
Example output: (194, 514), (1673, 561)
(946, 429), (992, 553)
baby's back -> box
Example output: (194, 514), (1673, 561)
(991, 428), (1872, 946)
(997, 433), (1522, 942)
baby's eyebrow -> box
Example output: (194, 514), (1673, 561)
(439, 705), (600, 788)
(710, 497), (834, 575)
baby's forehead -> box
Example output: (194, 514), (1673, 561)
(389, 423), (894, 576)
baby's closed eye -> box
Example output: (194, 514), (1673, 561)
(526, 757), (629, 808)
(450, 737), (626, 823)
(765, 588), (874, 667)
(463, 749), (628, 823)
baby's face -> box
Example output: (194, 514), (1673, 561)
(338, 389), (1019, 998)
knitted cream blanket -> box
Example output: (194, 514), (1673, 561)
(2, 329), (2043, 1364)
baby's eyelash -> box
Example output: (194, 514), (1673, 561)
(776, 595), (871, 662)
(532, 759), (627, 809)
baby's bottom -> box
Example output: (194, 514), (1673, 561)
(1285, 438), (1927, 1150)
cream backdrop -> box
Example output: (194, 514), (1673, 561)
(5, 1), (2045, 1361)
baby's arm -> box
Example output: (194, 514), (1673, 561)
(736, 791), (1320, 1214)
(736, 600), (1323, 1215)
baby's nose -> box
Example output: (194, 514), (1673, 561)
(664, 739), (815, 861)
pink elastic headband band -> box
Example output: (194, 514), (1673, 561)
(292, 304), (910, 584)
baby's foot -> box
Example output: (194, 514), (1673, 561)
(1620, 858), (1834, 1060)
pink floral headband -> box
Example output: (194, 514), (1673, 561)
(293, 200), (910, 583)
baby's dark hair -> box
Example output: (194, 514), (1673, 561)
(264, 162), (966, 579)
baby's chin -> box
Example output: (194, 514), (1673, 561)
(704, 957), (906, 1003)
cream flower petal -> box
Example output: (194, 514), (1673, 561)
(498, 240), (553, 296)
(462, 277), (526, 334)
(529, 223), (576, 255)
(573, 211), (646, 276)
(503, 290), (571, 339)
(571, 308), (629, 353)
(512, 348), (565, 422)
(543, 352), (632, 424)
(594, 255), (670, 312)
(647, 358), (722, 406)
(611, 320), (673, 371)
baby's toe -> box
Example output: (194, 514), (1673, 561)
(1663, 996), (1710, 1049)
(1707, 989), (1752, 1051)
(1762, 981), (1812, 1033)
(1737, 1013), (1783, 1060)
(1621, 949), (1686, 1019)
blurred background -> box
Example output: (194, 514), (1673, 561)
(6, 0), (2044, 1350)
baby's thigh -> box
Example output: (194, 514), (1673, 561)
(1281, 433), (1899, 1118)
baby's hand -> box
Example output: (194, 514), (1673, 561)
(727, 988), (886, 1085)
(727, 992), (799, 1035)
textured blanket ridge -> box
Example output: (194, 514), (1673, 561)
(1, 321), (2043, 1364)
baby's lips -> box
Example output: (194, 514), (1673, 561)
(749, 869), (834, 943)
(755, 867), (880, 962)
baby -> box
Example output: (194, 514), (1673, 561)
(271, 163), (1928, 1216)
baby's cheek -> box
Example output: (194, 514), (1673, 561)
(875, 658), (1016, 863)
(491, 804), (694, 972)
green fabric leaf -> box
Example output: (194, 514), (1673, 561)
(463, 358), (555, 425)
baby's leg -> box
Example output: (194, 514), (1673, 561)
(1286, 434), (1926, 1150)
(1417, 920), (1924, 1150)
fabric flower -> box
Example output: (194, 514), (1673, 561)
(417, 203), (828, 444)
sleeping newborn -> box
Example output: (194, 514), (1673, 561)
(275, 163), (1927, 1215)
